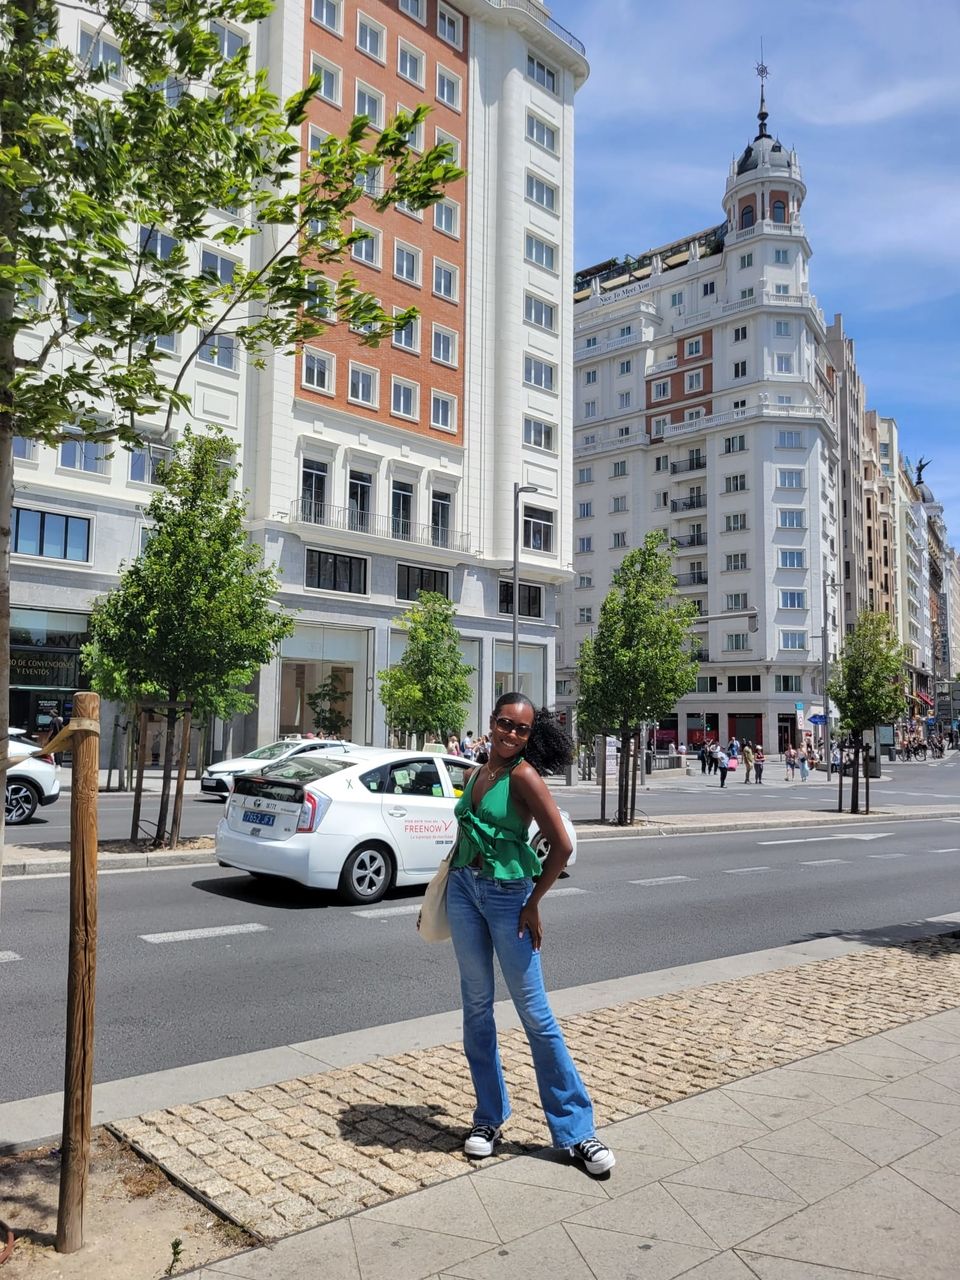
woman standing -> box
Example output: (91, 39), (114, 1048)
(445, 693), (615, 1177)
(754, 744), (765, 784)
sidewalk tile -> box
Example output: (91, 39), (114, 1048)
(922, 1059), (960, 1091)
(730, 1068), (877, 1106)
(469, 1150), (611, 1198)
(916, 1010), (960, 1038)
(814, 1118), (935, 1166)
(895, 1165), (960, 1213)
(894, 1131), (960, 1175)
(747, 1149), (874, 1204)
(872, 1093), (960, 1135)
(723, 1069), (828, 1103)
(834, 1046), (931, 1082)
(664, 1183), (801, 1249)
(842, 1032), (937, 1062)
(812, 1093), (935, 1132)
(738, 1166), (960, 1278)
(349, 1218), (490, 1280)
(872, 1072), (960, 1107)
(673, 1255), (758, 1280)
(745, 1120), (872, 1163)
(655, 1090), (769, 1129)
(655, 1115), (767, 1161)
(739, 1255), (890, 1279)
(563, 1223), (717, 1280)
(783, 1053), (883, 1082)
(565, 1180), (717, 1248)
(204, 1218), (359, 1278)
(598, 1114), (701, 1160)
(663, 1147), (802, 1202)
(470, 1173), (602, 1242)
(363, 1176), (500, 1243)
(442, 1223), (596, 1279)
(719, 1090), (825, 1131)
(880, 1033), (960, 1064)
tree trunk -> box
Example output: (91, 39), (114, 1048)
(153, 697), (179, 847)
(629, 728), (640, 821)
(837, 743), (844, 813)
(864, 743), (871, 815)
(617, 721), (631, 825)
(849, 733), (861, 815)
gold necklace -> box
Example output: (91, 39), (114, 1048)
(484, 761), (508, 783)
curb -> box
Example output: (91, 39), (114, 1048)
(3, 848), (216, 877)
(575, 807), (960, 839)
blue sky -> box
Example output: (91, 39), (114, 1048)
(548, 0), (960, 540)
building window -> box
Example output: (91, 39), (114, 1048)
(79, 28), (124, 82)
(390, 480), (414, 539)
(13, 506), (91, 561)
(577, 536), (592, 553)
(778, 430), (803, 448)
(779, 549), (805, 568)
(394, 241), (420, 283)
(436, 66), (461, 108)
(612, 531), (627, 549)
(619, 358), (632, 375)
(696, 675), (718, 693)
(740, 287), (755, 301)
(357, 13), (384, 59)
(775, 320), (791, 337)
(348, 363), (378, 406)
(129, 443), (171, 485)
(13, 437), (36, 461)
(355, 82), (383, 128)
(653, 380), (670, 400)
(433, 259), (458, 299)
(300, 458), (327, 519)
(686, 337), (702, 357)
(653, 454), (669, 472)
(523, 506), (554, 553)
(618, 391), (631, 409)
(524, 293), (556, 332)
(670, 290), (683, 308)
(577, 574), (592, 589)
(432, 325), (457, 365)
(584, 335), (598, 348)
(775, 283), (790, 295)
(776, 674), (803, 693)
(434, 200), (459, 236)
(724, 474), (746, 493)
(524, 415), (555, 451)
(777, 468), (804, 489)
(431, 391), (456, 431)
(726, 552), (747, 571)
(776, 353), (794, 374)
(733, 359), (747, 379)
(772, 200), (787, 224)
(725, 513), (747, 532)
(686, 370), (702, 392)
(583, 401), (597, 418)
(311, 55), (341, 106)
(499, 581), (544, 619)
(781, 630), (807, 650)
(575, 607), (592, 624)
(734, 325), (747, 342)
(391, 377), (418, 420)
(723, 434), (746, 454)
(351, 222), (380, 265)
(397, 564), (450, 602)
(577, 467), (592, 484)
(524, 355), (555, 391)
(779, 509), (805, 529)
(740, 252), (753, 269)
(435, 126), (461, 166)
(525, 232), (556, 271)
(725, 592), (748, 611)
(399, 0), (424, 19)
(613, 459), (627, 477)
(740, 205), (755, 229)
(348, 470), (372, 532)
(526, 173), (557, 212)
(527, 53), (557, 93)
(397, 41), (424, 86)
(577, 501), (593, 519)
(780, 590), (807, 609)
(612, 495), (627, 513)
(728, 674), (761, 693)
(725, 633), (749, 651)
(313, 0), (341, 31)
(703, 281), (715, 297)
(526, 112), (557, 152)
(392, 313), (418, 351)
(306, 549), (367, 594)
(60, 433), (108, 475)
(437, 4), (461, 46)
(584, 369), (597, 385)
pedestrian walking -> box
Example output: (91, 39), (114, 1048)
(718, 747), (729, 788)
(708, 742), (720, 775)
(785, 745), (797, 781)
(698, 742), (707, 774)
(444, 692), (615, 1177)
(47, 708), (64, 766)
(754, 744), (765, 783)
(799, 751), (809, 782)
(742, 742), (754, 783)
(728, 736), (740, 759)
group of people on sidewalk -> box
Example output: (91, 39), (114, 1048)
(697, 737), (765, 787)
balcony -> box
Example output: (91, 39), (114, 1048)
(671, 455), (706, 474)
(733, 219), (807, 243)
(671, 494), (707, 513)
(675, 571), (708, 587)
(674, 531), (708, 550)
(649, 354), (678, 376)
(290, 499), (471, 554)
(491, 0), (585, 56)
(693, 650), (710, 663)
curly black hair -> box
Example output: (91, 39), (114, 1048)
(493, 692), (574, 776)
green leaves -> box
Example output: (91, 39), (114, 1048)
(378, 594), (474, 742)
(827, 611), (908, 735)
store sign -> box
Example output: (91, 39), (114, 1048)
(10, 649), (81, 688)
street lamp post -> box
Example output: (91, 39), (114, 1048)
(821, 572), (837, 782)
(512, 483), (539, 691)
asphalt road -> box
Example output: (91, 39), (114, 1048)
(3, 813), (960, 1103)
(6, 791), (230, 845)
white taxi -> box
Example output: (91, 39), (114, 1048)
(215, 748), (576, 904)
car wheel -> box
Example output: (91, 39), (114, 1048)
(339, 845), (393, 905)
(6, 780), (39, 825)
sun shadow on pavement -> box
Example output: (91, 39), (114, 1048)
(336, 1102), (538, 1161)
(190, 874), (337, 910)
(794, 922), (960, 953)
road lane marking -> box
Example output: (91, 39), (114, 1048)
(630, 875), (694, 886)
(548, 886), (589, 896)
(868, 853), (908, 859)
(140, 923), (269, 944)
(723, 866), (772, 874)
(353, 904), (423, 918)
(759, 834), (892, 846)
(799, 859), (851, 866)
(0, 951), (21, 963)
(928, 848), (960, 854)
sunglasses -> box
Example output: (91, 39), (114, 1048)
(493, 715), (532, 739)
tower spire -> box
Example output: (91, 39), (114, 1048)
(755, 44), (770, 139)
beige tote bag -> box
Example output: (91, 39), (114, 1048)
(417, 850), (453, 942)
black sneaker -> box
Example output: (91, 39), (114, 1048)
(567, 1137), (615, 1176)
(464, 1124), (502, 1158)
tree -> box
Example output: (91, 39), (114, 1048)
(378, 594), (474, 746)
(827, 610), (908, 815)
(82, 429), (293, 844)
(306, 674), (349, 739)
(576, 534), (700, 824)
(0, 0), (461, 869)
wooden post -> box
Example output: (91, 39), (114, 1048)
(129, 708), (149, 841)
(56, 691), (100, 1254)
(169, 707), (192, 849)
(598, 735), (606, 824)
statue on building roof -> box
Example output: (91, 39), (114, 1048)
(915, 456), (931, 486)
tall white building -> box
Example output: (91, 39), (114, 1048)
(560, 88), (841, 753)
(12, 1), (587, 754)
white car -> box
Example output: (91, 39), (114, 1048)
(5, 728), (61, 825)
(200, 737), (363, 798)
(215, 748), (577, 904)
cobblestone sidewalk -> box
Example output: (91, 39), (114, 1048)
(113, 932), (960, 1240)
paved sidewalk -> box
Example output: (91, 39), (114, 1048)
(104, 929), (960, 1278)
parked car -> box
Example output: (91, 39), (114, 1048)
(215, 749), (577, 904)
(5, 728), (60, 825)
(200, 737), (363, 798)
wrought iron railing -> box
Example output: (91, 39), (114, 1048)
(671, 494), (707, 512)
(291, 499), (471, 553)
(671, 456), (706, 474)
(675, 572), (708, 587)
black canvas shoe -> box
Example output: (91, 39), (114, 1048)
(567, 1137), (615, 1176)
(464, 1124), (502, 1158)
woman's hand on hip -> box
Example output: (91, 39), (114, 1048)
(518, 901), (543, 951)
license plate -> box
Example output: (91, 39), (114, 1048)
(242, 811), (276, 827)
(201, 779), (220, 790)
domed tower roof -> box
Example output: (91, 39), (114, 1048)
(735, 82), (792, 175)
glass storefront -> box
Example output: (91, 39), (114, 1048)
(10, 608), (91, 734)
(279, 624), (372, 742)
(388, 632), (482, 741)
(493, 642), (547, 707)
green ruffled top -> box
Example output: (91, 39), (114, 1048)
(450, 763), (540, 880)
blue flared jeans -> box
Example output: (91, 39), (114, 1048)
(446, 865), (595, 1148)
